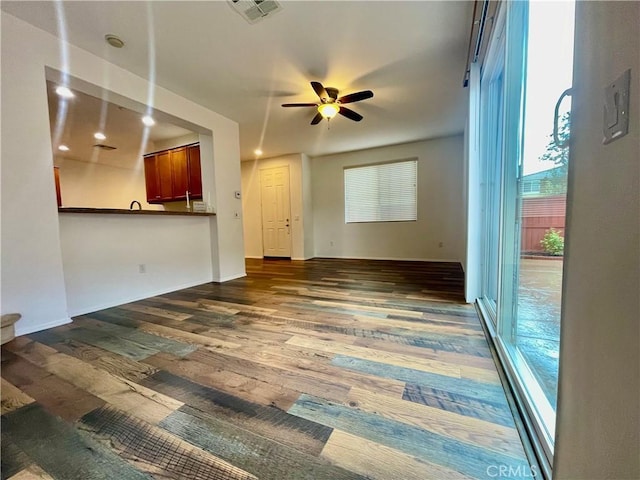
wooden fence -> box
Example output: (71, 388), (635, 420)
(521, 195), (567, 252)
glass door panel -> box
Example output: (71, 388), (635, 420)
(478, 17), (505, 328)
(500, 0), (575, 453)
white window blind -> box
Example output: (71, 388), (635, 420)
(344, 159), (417, 223)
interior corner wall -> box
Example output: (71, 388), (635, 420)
(240, 159), (262, 259)
(301, 154), (314, 259)
(55, 156), (163, 211)
(464, 63), (482, 302)
(1, 12), (245, 334)
(1, 14), (70, 334)
(241, 154), (308, 260)
(311, 137), (466, 262)
(152, 132), (200, 152)
(554, 2), (639, 478)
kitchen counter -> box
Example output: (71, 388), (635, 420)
(57, 206), (216, 315)
(58, 207), (215, 217)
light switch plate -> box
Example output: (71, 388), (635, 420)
(603, 68), (631, 144)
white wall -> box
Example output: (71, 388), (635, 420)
(59, 213), (213, 316)
(1, 17), (70, 334)
(151, 132), (200, 152)
(554, 2), (639, 478)
(1, 13), (245, 335)
(301, 153), (315, 259)
(55, 156), (162, 210)
(463, 63), (482, 301)
(241, 153), (311, 260)
(312, 137), (465, 262)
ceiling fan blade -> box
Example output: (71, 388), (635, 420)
(339, 106), (363, 122)
(282, 103), (317, 107)
(310, 112), (323, 125)
(338, 90), (374, 104)
(311, 81), (329, 102)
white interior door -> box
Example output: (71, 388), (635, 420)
(260, 166), (291, 257)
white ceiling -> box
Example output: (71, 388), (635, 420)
(46, 81), (194, 168)
(3, 1), (472, 161)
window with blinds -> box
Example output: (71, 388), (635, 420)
(344, 159), (417, 223)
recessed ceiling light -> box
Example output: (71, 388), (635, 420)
(142, 115), (155, 127)
(55, 86), (74, 98)
(58, 145), (69, 152)
(105, 34), (125, 48)
(94, 132), (106, 140)
(254, 149), (263, 156)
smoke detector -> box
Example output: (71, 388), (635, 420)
(105, 34), (125, 48)
(228, 0), (282, 24)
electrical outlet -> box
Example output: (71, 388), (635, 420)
(138, 264), (146, 274)
(438, 242), (444, 248)
(330, 241), (334, 247)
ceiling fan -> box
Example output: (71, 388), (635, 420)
(282, 81), (374, 125)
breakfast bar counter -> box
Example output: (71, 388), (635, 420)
(58, 207), (215, 217)
(57, 206), (216, 316)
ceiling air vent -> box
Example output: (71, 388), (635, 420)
(228, 0), (282, 24)
(93, 144), (117, 151)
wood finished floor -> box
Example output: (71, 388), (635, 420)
(1, 258), (531, 480)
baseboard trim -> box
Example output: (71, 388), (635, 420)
(66, 278), (213, 317)
(315, 255), (461, 263)
(216, 272), (247, 283)
(245, 256), (314, 261)
(15, 317), (73, 337)
(247, 255), (455, 262)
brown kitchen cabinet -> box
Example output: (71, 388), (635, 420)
(144, 143), (202, 204)
(187, 144), (202, 197)
(53, 166), (62, 207)
(144, 155), (160, 201)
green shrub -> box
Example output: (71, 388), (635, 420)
(540, 228), (564, 255)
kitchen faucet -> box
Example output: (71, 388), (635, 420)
(129, 200), (142, 210)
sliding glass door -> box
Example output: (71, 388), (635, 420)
(477, 0), (575, 468)
(479, 36), (504, 327)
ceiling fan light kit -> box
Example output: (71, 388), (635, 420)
(282, 81), (374, 126)
(318, 103), (339, 119)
